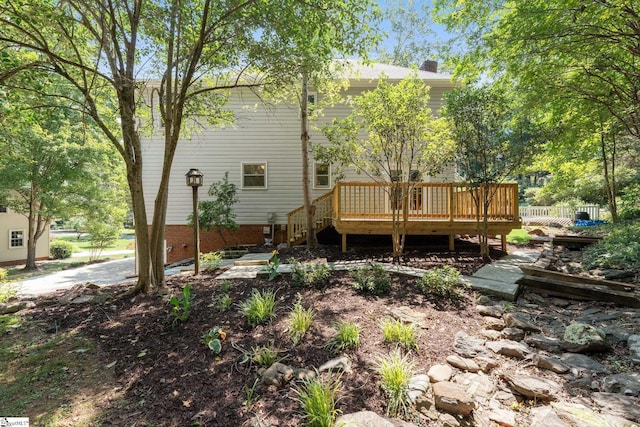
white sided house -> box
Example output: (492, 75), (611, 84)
(0, 205), (50, 266)
(141, 62), (521, 264)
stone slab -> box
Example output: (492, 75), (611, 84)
(216, 265), (262, 279)
(233, 252), (274, 266)
(460, 276), (520, 301)
(473, 262), (525, 284)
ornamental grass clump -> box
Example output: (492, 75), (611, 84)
(293, 373), (342, 427)
(380, 318), (418, 351)
(290, 259), (331, 288)
(287, 295), (315, 344)
(375, 349), (416, 419)
(325, 321), (361, 353)
(239, 289), (277, 327)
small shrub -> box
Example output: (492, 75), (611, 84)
(201, 251), (223, 272)
(350, 263), (391, 295)
(287, 295), (314, 344)
(202, 326), (226, 354)
(380, 318), (418, 351)
(252, 343), (280, 367)
(293, 373), (342, 427)
(290, 259), (331, 288)
(416, 265), (464, 300)
(619, 184), (640, 220)
(239, 289), (277, 326)
(50, 240), (73, 259)
(169, 284), (194, 326)
(375, 349), (416, 418)
(582, 222), (640, 270)
(326, 321), (361, 352)
(220, 280), (232, 293)
(216, 293), (232, 312)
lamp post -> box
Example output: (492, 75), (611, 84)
(186, 168), (204, 274)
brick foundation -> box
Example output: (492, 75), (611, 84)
(162, 224), (285, 264)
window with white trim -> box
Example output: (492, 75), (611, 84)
(314, 163), (330, 189)
(241, 162), (267, 189)
(10, 229), (25, 248)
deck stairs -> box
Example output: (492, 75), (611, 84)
(287, 190), (334, 246)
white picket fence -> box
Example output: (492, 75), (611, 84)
(519, 205), (600, 221)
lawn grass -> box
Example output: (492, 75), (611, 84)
(51, 233), (135, 252)
(505, 228), (531, 244)
(0, 315), (120, 425)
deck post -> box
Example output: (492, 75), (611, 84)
(342, 233), (347, 253)
(449, 234), (455, 251)
(501, 234), (508, 253)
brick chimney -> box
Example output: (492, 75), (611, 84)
(419, 60), (438, 73)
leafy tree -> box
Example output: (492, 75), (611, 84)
(322, 73), (454, 260)
(0, 80), (125, 270)
(433, 0), (640, 222)
(0, 0), (380, 292)
(192, 172), (239, 248)
(443, 86), (545, 256)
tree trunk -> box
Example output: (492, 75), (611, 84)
(301, 74), (318, 249)
(23, 189), (38, 270)
(601, 130), (618, 222)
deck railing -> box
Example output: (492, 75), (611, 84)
(334, 182), (519, 222)
(287, 191), (334, 244)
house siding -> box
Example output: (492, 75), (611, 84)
(0, 210), (50, 265)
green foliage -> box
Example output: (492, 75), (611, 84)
(288, 295), (315, 345)
(169, 284), (194, 326)
(193, 172), (239, 247)
(375, 350), (416, 418)
(201, 251), (223, 272)
(293, 373), (342, 427)
(266, 251), (281, 281)
(326, 321), (361, 353)
(220, 280), (232, 293)
(619, 184), (640, 220)
(290, 260), (331, 288)
(583, 222), (640, 270)
(50, 240), (74, 259)
(87, 221), (121, 259)
(244, 378), (260, 410)
(216, 293), (232, 312)
(350, 263), (391, 295)
(380, 318), (418, 351)
(0, 268), (16, 303)
(202, 326), (226, 354)
(506, 228), (531, 244)
(251, 343), (281, 367)
(416, 265), (465, 301)
(239, 289), (277, 327)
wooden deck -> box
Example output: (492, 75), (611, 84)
(288, 182), (521, 251)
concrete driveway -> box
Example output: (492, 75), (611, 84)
(14, 257), (136, 297)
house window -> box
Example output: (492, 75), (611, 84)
(10, 229), (25, 248)
(314, 163), (330, 189)
(0, 205), (7, 213)
(242, 162), (267, 189)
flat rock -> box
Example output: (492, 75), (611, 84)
(453, 331), (486, 358)
(336, 410), (417, 427)
(563, 323), (611, 353)
(407, 374), (430, 404)
(446, 355), (480, 373)
(452, 373), (496, 404)
(525, 334), (564, 353)
(483, 316), (505, 331)
(501, 327), (524, 341)
(533, 354), (570, 374)
(503, 313), (541, 332)
(432, 381), (475, 416)
(591, 392), (640, 423)
(602, 373), (640, 396)
(502, 374), (560, 400)
(427, 364), (452, 383)
(529, 406), (570, 427)
(560, 353), (610, 375)
(480, 329), (502, 340)
(390, 306), (428, 328)
(438, 413), (460, 427)
(262, 362), (294, 387)
(488, 408), (516, 427)
(629, 335), (640, 364)
(319, 356), (352, 373)
(486, 340), (531, 359)
(0, 300), (35, 315)
(475, 356), (500, 373)
(552, 401), (634, 427)
(477, 304), (504, 318)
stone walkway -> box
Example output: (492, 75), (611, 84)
(215, 251), (540, 301)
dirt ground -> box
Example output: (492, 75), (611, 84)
(5, 236), (542, 426)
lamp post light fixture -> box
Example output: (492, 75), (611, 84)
(186, 168), (204, 274)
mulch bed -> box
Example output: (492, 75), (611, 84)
(24, 237), (534, 426)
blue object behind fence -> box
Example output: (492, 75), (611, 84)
(574, 219), (608, 227)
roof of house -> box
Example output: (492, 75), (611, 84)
(338, 60), (454, 88)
